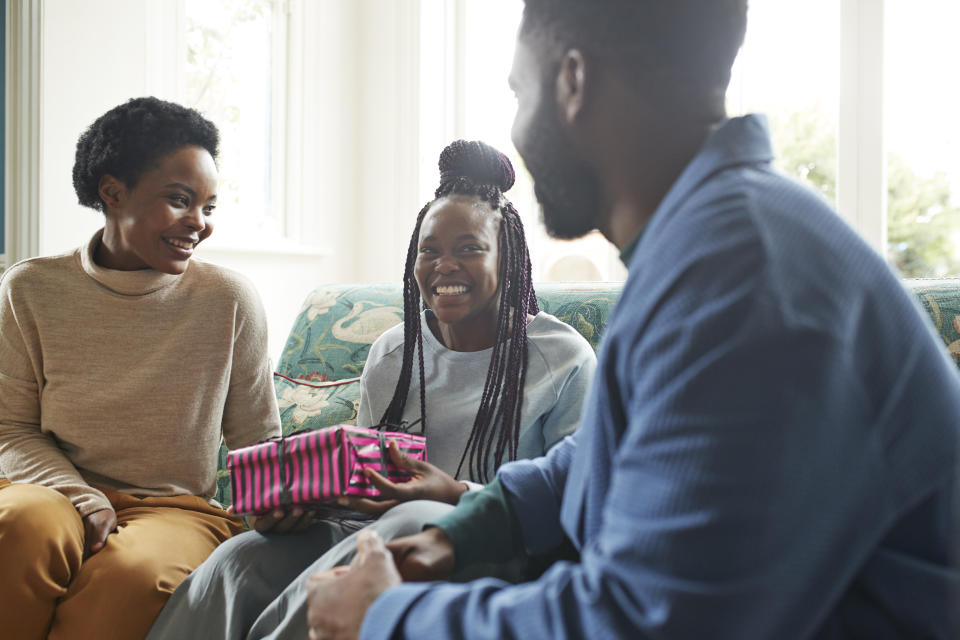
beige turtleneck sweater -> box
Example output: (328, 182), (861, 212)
(0, 230), (281, 517)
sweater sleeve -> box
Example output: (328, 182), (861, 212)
(356, 329), (395, 429)
(356, 349), (378, 428)
(425, 430), (579, 577)
(537, 341), (596, 451)
(220, 277), (281, 449)
(0, 268), (111, 517)
(426, 478), (523, 570)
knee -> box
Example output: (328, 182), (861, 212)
(187, 528), (312, 584)
(119, 555), (182, 598)
(0, 484), (81, 547)
(212, 529), (292, 566)
(375, 500), (455, 538)
(174, 529), (265, 585)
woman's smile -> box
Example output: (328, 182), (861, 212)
(433, 284), (471, 296)
(414, 195), (502, 350)
(162, 236), (200, 259)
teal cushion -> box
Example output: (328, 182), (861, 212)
(277, 285), (404, 381)
(275, 283), (624, 385)
(907, 279), (960, 372)
(275, 373), (362, 435)
(533, 283), (623, 350)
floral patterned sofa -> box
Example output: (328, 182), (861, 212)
(214, 279), (960, 507)
(214, 282), (624, 506)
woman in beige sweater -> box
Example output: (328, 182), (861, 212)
(0, 97), (281, 640)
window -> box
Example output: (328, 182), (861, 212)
(177, 0), (959, 289)
(430, 0), (960, 279)
(733, 0), (960, 277)
(885, 1), (960, 277)
(184, 0), (285, 249)
(420, 0), (627, 283)
(727, 0), (840, 207)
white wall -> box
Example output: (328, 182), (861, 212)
(39, 0), (155, 256)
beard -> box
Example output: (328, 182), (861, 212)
(519, 98), (604, 240)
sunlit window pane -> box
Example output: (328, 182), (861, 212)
(455, 0), (626, 282)
(185, 0), (275, 246)
(885, 1), (960, 277)
(728, 0), (841, 206)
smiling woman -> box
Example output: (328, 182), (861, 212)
(93, 147), (218, 273)
(72, 98), (221, 274)
(414, 198), (502, 350)
(146, 140), (598, 640)
(0, 97), (282, 639)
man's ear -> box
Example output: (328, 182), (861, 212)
(98, 175), (126, 211)
(556, 49), (588, 125)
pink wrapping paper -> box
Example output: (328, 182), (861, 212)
(227, 425), (428, 515)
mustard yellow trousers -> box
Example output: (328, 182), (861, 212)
(0, 478), (243, 640)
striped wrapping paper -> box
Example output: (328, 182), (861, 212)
(227, 425), (428, 515)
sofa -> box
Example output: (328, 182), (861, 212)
(214, 279), (960, 508)
(214, 282), (624, 506)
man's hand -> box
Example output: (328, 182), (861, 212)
(386, 527), (456, 582)
(236, 505), (315, 534)
(335, 441), (468, 516)
(82, 508), (117, 558)
(307, 530), (401, 640)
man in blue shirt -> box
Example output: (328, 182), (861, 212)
(307, 1), (960, 638)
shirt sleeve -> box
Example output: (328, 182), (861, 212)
(0, 270), (111, 516)
(537, 342), (596, 451)
(356, 360), (376, 428)
(220, 277), (281, 449)
(425, 478), (523, 571)
(356, 328), (398, 429)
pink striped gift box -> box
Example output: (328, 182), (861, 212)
(227, 425), (428, 515)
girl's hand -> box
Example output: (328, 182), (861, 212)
(82, 507), (117, 558)
(335, 441), (468, 515)
(227, 504), (315, 534)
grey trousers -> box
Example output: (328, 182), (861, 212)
(146, 500), (455, 640)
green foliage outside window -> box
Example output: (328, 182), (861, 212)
(770, 108), (960, 278)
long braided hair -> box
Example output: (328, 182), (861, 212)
(379, 140), (539, 483)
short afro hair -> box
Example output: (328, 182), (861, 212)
(72, 96), (219, 212)
(521, 0), (747, 104)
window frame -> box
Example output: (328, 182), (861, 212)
(838, 0), (886, 254)
(3, 0), (42, 270)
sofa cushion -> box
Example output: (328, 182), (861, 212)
(534, 283), (623, 349)
(277, 285), (404, 382)
(275, 283), (624, 382)
(907, 279), (960, 372)
(275, 373), (362, 434)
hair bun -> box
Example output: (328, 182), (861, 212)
(438, 140), (515, 192)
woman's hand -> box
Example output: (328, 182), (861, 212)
(335, 441), (469, 516)
(228, 504), (315, 534)
(385, 527), (456, 582)
(82, 508), (117, 558)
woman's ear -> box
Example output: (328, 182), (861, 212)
(97, 175), (126, 212)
